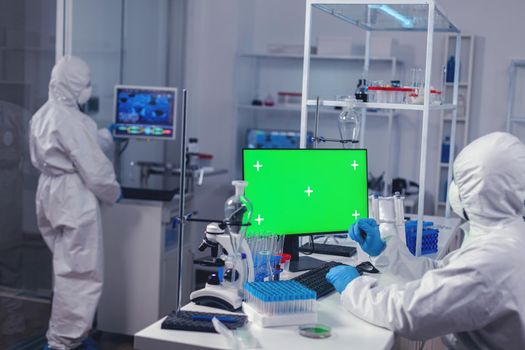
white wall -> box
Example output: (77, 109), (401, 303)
(118, 0), (172, 188)
(439, 0), (525, 136)
(183, 1), (241, 171)
(70, 0), (180, 189)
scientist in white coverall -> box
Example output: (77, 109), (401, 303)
(327, 132), (525, 349)
(29, 56), (121, 350)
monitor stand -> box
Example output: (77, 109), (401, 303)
(283, 235), (327, 272)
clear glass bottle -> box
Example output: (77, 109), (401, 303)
(224, 180), (253, 237)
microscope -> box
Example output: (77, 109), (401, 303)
(190, 222), (254, 311)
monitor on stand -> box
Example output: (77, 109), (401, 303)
(243, 149), (368, 272)
(112, 85), (177, 140)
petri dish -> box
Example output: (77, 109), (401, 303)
(298, 324), (332, 339)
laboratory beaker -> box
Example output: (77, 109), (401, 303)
(408, 68), (424, 89)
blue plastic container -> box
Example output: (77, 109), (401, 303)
(446, 56), (455, 82)
(405, 220), (439, 256)
(441, 136), (450, 163)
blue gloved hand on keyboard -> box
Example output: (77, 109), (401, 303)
(326, 265), (360, 293)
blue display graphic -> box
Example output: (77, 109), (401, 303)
(114, 86), (177, 139)
(246, 129), (313, 149)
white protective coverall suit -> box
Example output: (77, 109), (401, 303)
(29, 56), (120, 349)
(341, 132), (525, 349)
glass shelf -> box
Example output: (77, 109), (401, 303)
(307, 99), (457, 111)
(238, 104), (395, 117)
(239, 52), (399, 62)
(312, 2), (459, 33)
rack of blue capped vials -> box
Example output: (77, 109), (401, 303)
(405, 220), (439, 255)
(244, 281), (316, 316)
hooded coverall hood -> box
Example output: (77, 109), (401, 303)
(340, 131), (525, 350)
(48, 55), (91, 107)
(453, 131), (525, 228)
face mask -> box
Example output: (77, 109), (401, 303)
(78, 85), (92, 105)
(448, 180), (468, 220)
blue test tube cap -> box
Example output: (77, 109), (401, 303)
(218, 266), (224, 283)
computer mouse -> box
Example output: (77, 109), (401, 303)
(356, 261), (380, 274)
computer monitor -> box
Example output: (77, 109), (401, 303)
(113, 85), (177, 140)
(243, 149), (368, 271)
(246, 129), (313, 149)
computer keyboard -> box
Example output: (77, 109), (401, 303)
(292, 261), (345, 299)
(299, 242), (357, 257)
(161, 310), (247, 333)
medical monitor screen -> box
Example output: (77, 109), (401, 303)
(246, 129), (313, 149)
(113, 85), (177, 140)
(243, 149), (368, 237)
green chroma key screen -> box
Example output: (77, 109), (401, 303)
(243, 149), (368, 237)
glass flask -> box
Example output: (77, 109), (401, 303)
(338, 105), (361, 147)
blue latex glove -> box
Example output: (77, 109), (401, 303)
(326, 265), (360, 293)
(107, 123), (117, 134)
(349, 218), (385, 256)
(80, 337), (99, 350)
(116, 193), (123, 203)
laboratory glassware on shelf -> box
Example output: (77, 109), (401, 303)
(366, 76), (443, 105)
(310, 97), (362, 147)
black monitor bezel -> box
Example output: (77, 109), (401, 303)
(242, 148), (369, 237)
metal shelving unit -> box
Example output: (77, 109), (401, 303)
(238, 104), (396, 117)
(300, 0), (461, 256)
(435, 34), (474, 215)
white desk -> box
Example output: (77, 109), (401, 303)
(135, 215), (462, 350)
(134, 287), (395, 350)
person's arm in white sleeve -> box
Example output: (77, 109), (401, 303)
(97, 128), (114, 156)
(59, 118), (121, 204)
(372, 235), (443, 281)
(340, 252), (494, 340)
(351, 219), (442, 281)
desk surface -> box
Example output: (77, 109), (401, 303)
(134, 292), (395, 350)
(135, 214), (460, 350)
